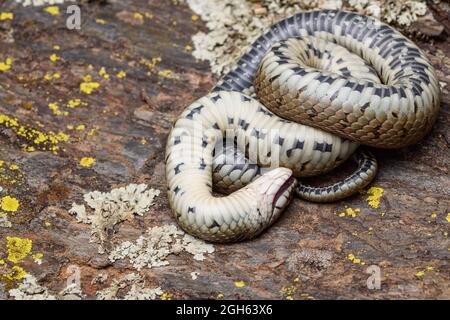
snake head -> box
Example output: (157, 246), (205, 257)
(245, 167), (297, 236)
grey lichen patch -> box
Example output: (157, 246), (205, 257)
(8, 274), (57, 300)
(109, 224), (215, 270)
(68, 184), (160, 252)
(187, 0), (430, 75)
(348, 0), (428, 27)
(96, 273), (163, 300)
(14, 0), (76, 6)
(58, 283), (86, 300)
(0, 215), (12, 228)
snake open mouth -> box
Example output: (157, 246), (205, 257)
(273, 174), (297, 210)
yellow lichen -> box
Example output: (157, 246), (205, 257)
(446, 213), (450, 223)
(2, 266), (28, 282)
(44, 6), (60, 16)
(366, 186), (384, 208)
(133, 12), (144, 21)
(1, 196), (20, 212)
(79, 157), (96, 168)
(158, 69), (173, 78)
(0, 58), (13, 72)
(160, 292), (172, 300)
(49, 53), (60, 62)
(75, 124), (85, 131)
(66, 99), (87, 108)
(338, 207), (361, 218)
(191, 15), (199, 22)
(53, 45), (60, 50)
(48, 102), (68, 116)
(99, 67), (110, 80)
(0, 12), (14, 21)
(0, 113), (69, 152)
(80, 81), (100, 94)
(347, 253), (366, 266)
(6, 237), (32, 263)
(234, 281), (246, 288)
(95, 18), (106, 24)
(185, 45), (193, 52)
(116, 70), (126, 78)
(44, 72), (61, 81)
(140, 56), (161, 72)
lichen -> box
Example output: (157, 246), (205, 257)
(3, 266), (28, 282)
(0, 58), (13, 72)
(108, 224), (214, 270)
(1, 196), (20, 212)
(79, 157), (96, 168)
(0, 13), (14, 21)
(43, 6), (60, 16)
(69, 184), (160, 249)
(0, 113), (70, 153)
(96, 273), (162, 300)
(337, 207), (360, 218)
(347, 253), (366, 266)
(6, 237), (32, 264)
(8, 274), (56, 300)
(14, 0), (74, 6)
(366, 186), (384, 209)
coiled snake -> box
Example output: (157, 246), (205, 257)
(165, 10), (440, 242)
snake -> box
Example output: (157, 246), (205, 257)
(165, 10), (440, 242)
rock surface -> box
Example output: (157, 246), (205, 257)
(0, 0), (448, 299)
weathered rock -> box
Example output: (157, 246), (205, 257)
(0, 0), (448, 300)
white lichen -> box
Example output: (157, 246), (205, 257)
(190, 271), (200, 280)
(68, 184), (160, 248)
(0, 215), (12, 228)
(91, 273), (108, 285)
(14, 0), (76, 6)
(58, 283), (85, 300)
(109, 224), (215, 270)
(96, 273), (163, 300)
(9, 274), (57, 300)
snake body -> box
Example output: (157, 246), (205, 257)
(165, 10), (440, 242)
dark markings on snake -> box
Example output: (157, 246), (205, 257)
(360, 102), (370, 112)
(295, 139), (305, 150)
(314, 142), (333, 152)
(228, 117), (234, 124)
(209, 221), (220, 229)
(354, 83), (365, 92)
(257, 106), (273, 116)
(173, 186), (181, 195)
(186, 105), (204, 119)
(199, 158), (207, 170)
(211, 95), (221, 103)
(188, 207), (196, 214)
(241, 95), (251, 102)
(251, 129), (266, 139)
(238, 119), (250, 130)
(213, 122), (220, 130)
(174, 163), (184, 175)
(174, 136), (181, 145)
(374, 87), (383, 97)
(202, 137), (208, 148)
(275, 136), (285, 145)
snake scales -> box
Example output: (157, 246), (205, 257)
(165, 10), (440, 242)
